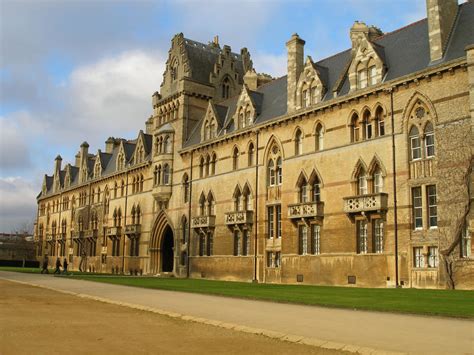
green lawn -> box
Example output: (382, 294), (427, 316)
(69, 275), (474, 318)
(1, 266), (472, 318)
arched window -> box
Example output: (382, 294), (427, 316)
(181, 216), (188, 243)
(238, 108), (245, 129)
(312, 175), (321, 202)
(268, 160), (275, 186)
(121, 180), (125, 197)
(358, 168), (368, 195)
(232, 147), (239, 171)
(243, 184), (252, 211)
(368, 61), (377, 86)
(199, 193), (206, 216)
(183, 174), (189, 203)
(154, 166), (158, 186)
(207, 193), (215, 216)
(163, 164), (170, 185)
(164, 136), (171, 154)
(299, 178), (308, 203)
(114, 182), (118, 198)
(210, 153), (217, 175)
(205, 154), (210, 177)
(315, 123), (324, 151)
(363, 110), (372, 139)
(210, 120), (216, 139)
(199, 157), (204, 178)
(351, 113), (361, 142)
(302, 83), (310, 108)
(276, 157), (282, 185)
(373, 166), (383, 193)
(91, 188), (95, 204)
(204, 121), (210, 140)
(140, 174), (144, 192)
(131, 206), (136, 225)
(245, 107), (252, 126)
(295, 129), (303, 156)
(424, 122), (435, 158)
(248, 143), (255, 167)
(233, 187), (241, 211)
(409, 126), (421, 160)
(221, 77), (230, 99)
(375, 106), (385, 136)
(136, 205), (141, 225)
(356, 62), (367, 89)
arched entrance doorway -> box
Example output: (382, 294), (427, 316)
(150, 212), (175, 274)
(161, 226), (174, 272)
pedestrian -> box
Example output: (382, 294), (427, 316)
(62, 258), (68, 275)
(53, 257), (62, 274)
(41, 255), (49, 274)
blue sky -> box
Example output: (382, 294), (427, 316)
(0, 0), (445, 232)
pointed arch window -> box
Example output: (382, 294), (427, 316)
(181, 216), (188, 243)
(375, 106), (385, 136)
(164, 136), (171, 154)
(315, 123), (324, 151)
(232, 147), (239, 171)
(163, 164), (170, 185)
(409, 126), (421, 160)
(276, 157), (282, 185)
(295, 129), (303, 156)
(221, 77), (230, 99)
(311, 175), (321, 203)
(248, 143), (255, 167)
(205, 154), (210, 177)
(424, 122), (435, 158)
(183, 174), (189, 203)
(358, 168), (368, 195)
(357, 62), (367, 89)
(299, 178), (308, 203)
(199, 157), (204, 178)
(373, 166), (383, 193)
(207, 193), (215, 216)
(268, 160), (275, 186)
(351, 113), (361, 142)
(363, 110), (372, 139)
(210, 153), (216, 175)
(368, 65), (377, 86)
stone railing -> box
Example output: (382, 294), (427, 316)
(191, 215), (216, 229)
(125, 224), (141, 235)
(46, 234), (53, 241)
(288, 202), (324, 219)
(106, 227), (122, 236)
(409, 158), (434, 180)
(343, 193), (388, 213)
(225, 211), (254, 225)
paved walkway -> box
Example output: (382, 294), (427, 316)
(1, 271), (473, 354)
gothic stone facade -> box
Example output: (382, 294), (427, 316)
(36, 0), (474, 289)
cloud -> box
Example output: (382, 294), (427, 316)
(0, 177), (38, 232)
(252, 53), (287, 77)
(0, 117), (32, 172)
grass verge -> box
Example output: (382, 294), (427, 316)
(69, 275), (474, 318)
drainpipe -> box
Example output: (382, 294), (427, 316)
(186, 150), (194, 278)
(253, 130), (260, 282)
(122, 170), (129, 274)
(58, 191), (62, 258)
(390, 88), (400, 287)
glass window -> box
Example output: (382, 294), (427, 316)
(427, 185), (437, 228)
(311, 224), (320, 255)
(300, 183), (308, 203)
(298, 225), (308, 255)
(358, 171), (368, 195)
(312, 180), (321, 202)
(267, 206), (274, 239)
(234, 230), (241, 256)
(373, 219), (384, 253)
(295, 130), (302, 156)
(268, 160), (275, 186)
(425, 123), (435, 158)
(409, 126), (421, 160)
(414, 247), (424, 267)
(373, 168), (383, 193)
(276, 205), (282, 238)
(358, 68), (367, 89)
(357, 220), (368, 254)
(315, 124), (324, 151)
(275, 251), (281, 268)
(461, 224), (471, 258)
(267, 251), (273, 267)
(412, 187), (423, 229)
(428, 246), (438, 268)
(368, 65), (377, 86)
(242, 230), (249, 256)
(276, 158), (282, 185)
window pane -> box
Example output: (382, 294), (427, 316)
(311, 224), (320, 255)
(427, 185), (437, 228)
(412, 187), (423, 229)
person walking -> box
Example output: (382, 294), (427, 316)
(62, 258), (68, 275)
(41, 255), (49, 274)
(53, 257), (62, 274)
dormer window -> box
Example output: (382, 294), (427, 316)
(221, 77), (230, 99)
(357, 64), (367, 89)
(368, 65), (377, 86)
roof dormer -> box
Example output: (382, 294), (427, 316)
(348, 22), (386, 92)
(295, 56), (327, 110)
(201, 101), (222, 141)
(233, 85), (261, 130)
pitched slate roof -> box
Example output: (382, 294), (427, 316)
(183, 38), (245, 85)
(184, 1), (474, 149)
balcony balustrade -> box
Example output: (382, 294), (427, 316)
(225, 210), (254, 225)
(191, 215), (216, 229)
(343, 193), (388, 213)
(288, 202), (324, 219)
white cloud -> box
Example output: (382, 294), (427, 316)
(0, 117), (32, 172)
(0, 176), (38, 232)
(252, 53), (287, 77)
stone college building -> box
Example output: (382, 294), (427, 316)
(35, 0), (474, 289)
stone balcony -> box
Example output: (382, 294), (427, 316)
(55, 233), (66, 241)
(124, 224), (141, 235)
(343, 193), (388, 214)
(152, 184), (172, 201)
(46, 234), (53, 241)
(288, 202), (324, 219)
(106, 226), (122, 237)
(225, 210), (254, 226)
(191, 215), (216, 229)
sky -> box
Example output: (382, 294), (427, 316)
(0, 0), (442, 232)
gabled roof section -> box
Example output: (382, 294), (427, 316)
(183, 38), (246, 85)
(98, 151), (112, 168)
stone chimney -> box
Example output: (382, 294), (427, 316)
(105, 137), (115, 154)
(286, 33), (305, 112)
(54, 155), (62, 175)
(75, 152), (81, 167)
(244, 69), (258, 91)
(426, 0), (458, 62)
(80, 142), (89, 164)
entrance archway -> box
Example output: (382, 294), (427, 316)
(149, 211), (175, 274)
(161, 226), (174, 272)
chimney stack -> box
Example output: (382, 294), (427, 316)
(54, 155), (62, 175)
(105, 137), (115, 154)
(426, 0), (458, 62)
(286, 33), (305, 113)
